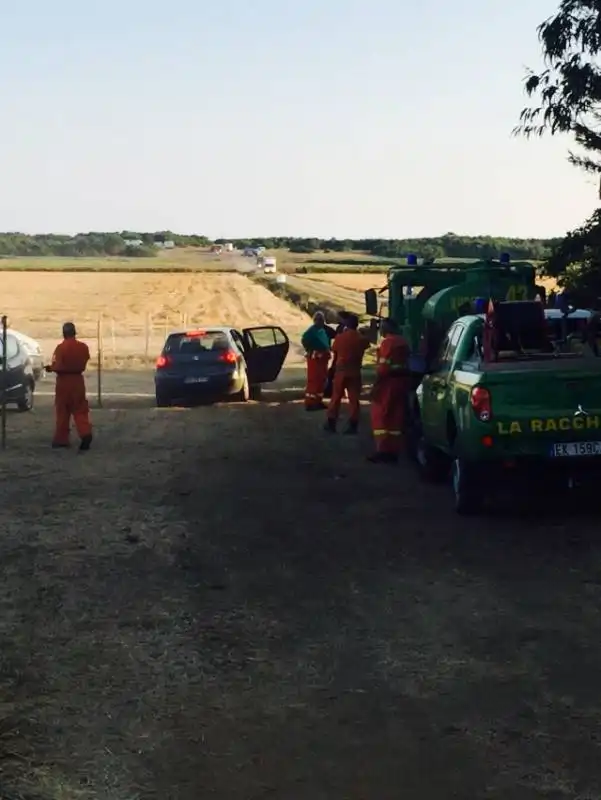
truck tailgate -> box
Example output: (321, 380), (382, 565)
(483, 358), (601, 457)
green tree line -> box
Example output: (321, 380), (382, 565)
(0, 231), (210, 258)
(0, 231), (561, 261)
(219, 235), (559, 260)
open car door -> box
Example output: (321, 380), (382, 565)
(242, 326), (289, 384)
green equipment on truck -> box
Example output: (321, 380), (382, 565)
(364, 254), (546, 362)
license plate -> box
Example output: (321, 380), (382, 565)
(184, 377), (208, 384)
(551, 441), (601, 457)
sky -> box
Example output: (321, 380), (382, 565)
(0, 0), (596, 239)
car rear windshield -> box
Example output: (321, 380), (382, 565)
(164, 331), (230, 354)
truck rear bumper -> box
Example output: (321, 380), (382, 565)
(474, 455), (601, 491)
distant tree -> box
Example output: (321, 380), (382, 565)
(515, 0), (601, 177)
(514, 0), (601, 296)
(104, 234), (126, 256)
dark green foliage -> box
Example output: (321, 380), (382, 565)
(0, 232), (210, 258)
(515, 0), (601, 299)
(545, 208), (601, 305)
(0, 232), (557, 260)
(515, 0), (601, 175)
(228, 235), (556, 260)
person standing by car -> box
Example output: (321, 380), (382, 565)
(367, 317), (411, 463)
(324, 314), (369, 434)
(301, 311), (331, 410)
(45, 322), (93, 451)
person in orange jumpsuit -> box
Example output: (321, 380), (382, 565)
(45, 322), (93, 450)
(367, 318), (411, 463)
(324, 314), (370, 434)
(301, 311), (331, 410)
(323, 310), (351, 398)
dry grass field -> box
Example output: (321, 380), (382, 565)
(0, 248), (387, 274)
(305, 272), (388, 292)
(2, 271), (310, 364)
(261, 248), (384, 272)
(0, 248), (227, 272)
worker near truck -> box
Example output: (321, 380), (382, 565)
(367, 317), (411, 464)
(301, 311), (331, 411)
(45, 322), (93, 451)
(324, 314), (369, 434)
(323, 311), (351, 398)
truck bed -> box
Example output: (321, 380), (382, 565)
(481, 353), (601, 374)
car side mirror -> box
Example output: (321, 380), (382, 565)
(365, 288), (378, 316)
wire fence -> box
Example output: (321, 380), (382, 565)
(18, 312), (204, 366)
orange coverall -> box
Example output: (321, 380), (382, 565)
(305, 351), (330, 409)
(370, 334), (411, 455)
(327, 330), (370, 424)
(47, 338), (92, 446)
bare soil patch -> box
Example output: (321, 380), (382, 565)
(1, 375), (601, 798)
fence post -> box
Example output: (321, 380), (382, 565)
(144, 312), (150, 358)
(97, 315), (103, 408)
(1, 315), (7, 449)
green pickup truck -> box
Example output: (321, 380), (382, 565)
(412, 301), (601, 514)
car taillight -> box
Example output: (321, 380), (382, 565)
(470, 386), (491, 421)
(156, 355), (171, 368)
(219, 350), (237, 364)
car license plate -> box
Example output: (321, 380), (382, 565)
(551, 441), (601, 457)
(184, 377), (208, 384)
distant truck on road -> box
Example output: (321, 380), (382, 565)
(260, 256), (277, 274)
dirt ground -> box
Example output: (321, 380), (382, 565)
(1, 368), (601, 799)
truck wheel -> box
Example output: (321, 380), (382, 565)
(452, 458), (484, 515)
(416, 435), (449, 483)
(405, 395), (421, 461)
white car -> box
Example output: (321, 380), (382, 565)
(8, 329), (44, 380)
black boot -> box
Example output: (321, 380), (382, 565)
(343, 421), (358, 435)
(79, 434), (93, 451)
(323, 418), (336, 433)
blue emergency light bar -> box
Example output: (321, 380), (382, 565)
(406, 254), (417, 266)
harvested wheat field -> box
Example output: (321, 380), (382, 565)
(306, 272), (388, 291)
(2, 374), (601, 799)
(1, 272), (310, 362)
